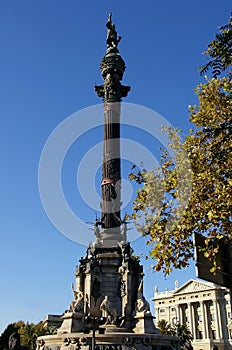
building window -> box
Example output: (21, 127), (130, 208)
(210, 314), (215, 321)
(212, 330), (216, 339)
(228, 312), (231, 319)
(198, 315), (202, 322)
(160, 308), (165, 313)
(171, 307), (176, 312)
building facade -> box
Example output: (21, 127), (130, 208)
(152, 279), (232, 350)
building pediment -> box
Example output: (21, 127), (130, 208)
(173, 279), (221, 295)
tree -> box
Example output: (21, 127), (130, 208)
(0, 321), (56, 350)
(175, 323), (193, 348)
(19, 322), (57, 350)
(157, 319), (173, 335)
(129, 15), (232, 275)
(33, 323), (57, 336)
(199, 14), (232, 78)
(0, 323), (19, 350)
(18, 323), (37, 350)
(157, 320), (193, 349)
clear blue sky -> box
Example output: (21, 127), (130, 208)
(0, 0), (231, 334)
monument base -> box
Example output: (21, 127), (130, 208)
(57, 312), (84, 334)
(38, 331), (180, 350)
(133, 312), (159, 334)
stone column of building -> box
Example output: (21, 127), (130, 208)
(187, 302), (194, 339)
(176, 304), (181, 324)
(219, 297), (229, 341)
(200, 301), (207, 339)
(213, 299), (222, 339)
(204, 301), (210, 338)
(179, 304), (184, 325)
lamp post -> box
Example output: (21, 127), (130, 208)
(85, 316), (104, 350)
(91, 317), (96, 350)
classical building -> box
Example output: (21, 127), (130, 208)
(152, 279), (232, 350)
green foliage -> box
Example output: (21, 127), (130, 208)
(199, 14), (232, 78)
(157, 320), (193, 348)
(18, 323), (37, 350)
(130, 127), (193, 275)
(129, 17), (232, 275)
(0, 321), (57, 350)
(19, 322), (57, 350)
(175, 323), (193, 346)
(157, 319), (173, 335)
(0, 323), (20, 350)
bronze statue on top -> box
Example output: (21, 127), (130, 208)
(106, 13), (121, 50)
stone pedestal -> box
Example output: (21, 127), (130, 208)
(57, 312), (84, 334)
(39, 242), (178, 349)
(100, 325), (129, 334)
(38, 332), (180, 350)
(133, 312), (159, 334)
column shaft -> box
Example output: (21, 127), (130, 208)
(188, 303), (194, 339)
(200, 301), (207, 339)
(101, 102), (121, 228)
(213, 299), (222, 339)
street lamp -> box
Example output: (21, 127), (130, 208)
(84, 316), (104, 350)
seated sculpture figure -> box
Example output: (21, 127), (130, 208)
(69, 283), (84, 313)
(135, 281), (150, 313)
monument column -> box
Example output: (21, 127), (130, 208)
(101, 102), (121, 229)
(37, 13), (179, 348)
(95, 13), (130, 246)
